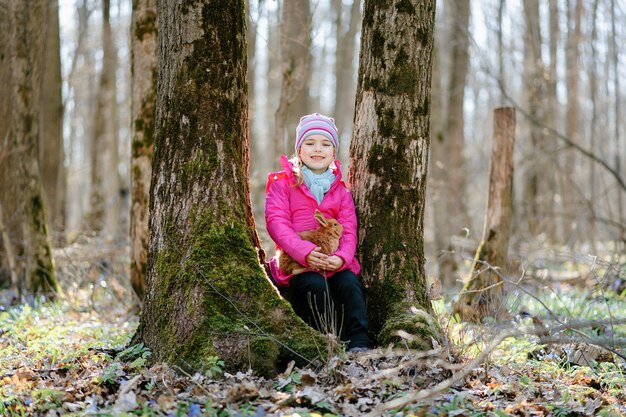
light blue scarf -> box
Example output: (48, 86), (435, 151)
(301, 165), (336, 205)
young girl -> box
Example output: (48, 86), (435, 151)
(265, 113), (370, 352)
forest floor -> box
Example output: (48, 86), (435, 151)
(1, 237), (626, 416)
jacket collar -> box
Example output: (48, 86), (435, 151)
(280, 155), (343, 184)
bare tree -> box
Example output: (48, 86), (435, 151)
(563, 0), (583, 235)
(333, 0), (361, 164)
(521, 0), (547, 237)
(274, 0), (311, 158)
(88, 0), (119, 237)
(130, 0), (157, 300)
(8, 0), (61, 298)
(40, 0), (65, 240)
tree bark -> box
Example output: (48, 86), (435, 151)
(88, 0), (117, 235)
(587, 0), (600, 249)
(428, 3), (454, 290)
(40, 0), (65, 239)
(563, 0), (583, 234)
(130, 0), (158, 301)
(0, 0), (12, 286)
(8, 0), (60, 298)
(521, 0), (546, 237)
(609, 0), (623, 237)
(350, 0), (438, 348)
(274, 0), (311, 158)
(453, 108), (515, 322)
(135, 0), (324, 374)
(443, 0), (470, 238)
(435, 0), (470, 288)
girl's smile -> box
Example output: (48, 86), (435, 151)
(299, 134), (336, 174)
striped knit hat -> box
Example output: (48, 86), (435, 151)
(295, 113), (339, 153)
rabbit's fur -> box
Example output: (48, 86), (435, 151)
(278, 209), (343, 275)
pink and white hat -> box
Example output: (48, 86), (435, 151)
(295, 113), (339, 153)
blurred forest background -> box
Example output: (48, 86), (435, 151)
(1, 0), (625, 294)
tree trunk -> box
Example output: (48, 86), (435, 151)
(130, 0), (158, 301)
(40, 0), (65, 239)
(436, 0), (470, 288)
(0, 203), (18, 294)
(587, 0), (600, 249)
(8, 0), (60, 298)
(88, 0), (117, 234)
(443, 0), (470, 238)
(333, 0), (361, 164)
(453, 108), (515, 322)
(563, 0), (583, 235)
(135, 0), (324, 375)
(609, 0), (623, 237)
(428, 3), (454, 290)
(274, 0), (311, 158)
(350, 0), (438, 348)
(496, 0), (505, 101)
(0, 0), (12, 286)
(521, 0), (546, 237)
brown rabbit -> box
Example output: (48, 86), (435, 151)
(278, 209), (343, 275)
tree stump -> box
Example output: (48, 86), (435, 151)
(453, 107), (515, 322)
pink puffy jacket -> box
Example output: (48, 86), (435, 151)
(265, 155), (361, 287)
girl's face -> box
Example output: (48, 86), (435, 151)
(298, 134), (335, 174)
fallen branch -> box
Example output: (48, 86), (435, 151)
(367, 318), (626, 415)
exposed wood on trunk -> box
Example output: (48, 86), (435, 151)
(453, 108), (515, 322)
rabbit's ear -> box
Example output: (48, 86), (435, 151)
(314, 210), (327, 226)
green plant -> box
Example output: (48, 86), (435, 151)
(202, 355), (225, 378)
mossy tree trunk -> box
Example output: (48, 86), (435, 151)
(134, 0), (325, 375)
(130, 0), (158, 301)
(349, 0), (437, 349)
(453, 108), (515, 323)
(8, 0), (61, 299)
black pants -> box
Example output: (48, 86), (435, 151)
(289, 269), (370, 349)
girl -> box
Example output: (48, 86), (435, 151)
(265, 113), (370, 352)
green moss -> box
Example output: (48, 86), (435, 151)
(147, 207), (327, 376)
(395, 0), (415, 14)
(416, 27), (429, 47)
(378, 303), (439, 349)
(387, 63), (418, 96)
(372, 29), (386, 65)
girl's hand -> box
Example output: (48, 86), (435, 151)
(306, 247), (330, 270)
(326, 255), (344, 271)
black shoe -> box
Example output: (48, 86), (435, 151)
(348, 346), (369, 353)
